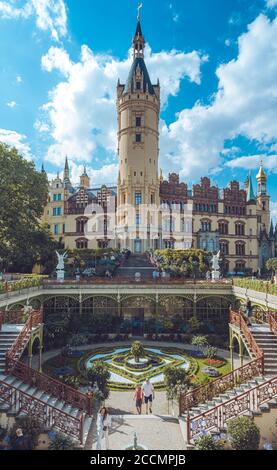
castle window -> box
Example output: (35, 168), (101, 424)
(136, 81), (141, 90)
(136, 213), (140, 226)
(135, 193), (142, 205)
(53, 194), (57, 202)
(235, 222), (245, 236)
(57, 207), (62, 216)
(235, 242), (245, 256)
(136, 116), (141, 127)
(136, 133), (141, 143)
(134, 172), (137, 176)
(140, 171), (143, 176)
(63, 224), (65, 234)
(235, 260), (246, 272)
(219, 240), (229, 255)
(219, 221), (228, 235)
(53, 208), (57, 216)
(201, 221), (211, 232)
(54, 224), (59, 235)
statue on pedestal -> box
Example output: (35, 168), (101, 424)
(56, 251), (68, 281)
(211, 251), (221, 281)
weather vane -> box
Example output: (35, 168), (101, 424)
(137, 3), (143, 21)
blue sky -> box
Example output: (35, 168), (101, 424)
(0, 0), (276, 218)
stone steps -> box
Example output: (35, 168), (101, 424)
(0, 372), (93, 445)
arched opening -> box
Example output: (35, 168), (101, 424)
(121, 296), (156, 336)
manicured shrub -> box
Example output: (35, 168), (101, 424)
(48, 433), (77, 450)
(195, 434), (224, 450)
(227, 416), (260, 450)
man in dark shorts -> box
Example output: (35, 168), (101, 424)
(142, 378), (155, 414)
(134, 384), (143, 414)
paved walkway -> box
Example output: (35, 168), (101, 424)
(106, 390), (178, 416)
(86, 415), (185, 450)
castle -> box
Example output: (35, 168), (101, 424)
(42, 15), (276, 274)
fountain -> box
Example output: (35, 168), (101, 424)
(124, 432), (148, 450)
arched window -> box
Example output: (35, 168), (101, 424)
(235, 222), (245, 236)
(219, 240), (229, 255)
(218, 220), (228, 235)
(235, 241), (246, 256)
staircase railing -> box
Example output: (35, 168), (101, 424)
(6, 357), (93, 416)
(229, 309), (264, 360)
(179, 308), (264, 415)
(186, 375), (277, 444)
(179, 356), (263, 414)
(5, 310), (43, 363)
(2, 308), (93, 416)
(0, 378), (85, 444)
(268, 312), (277, 337)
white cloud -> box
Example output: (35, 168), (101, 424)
(266, 0), (277, 8)
(6, 100), (17, 108)
(40, 43), (206, 166)
(0, 0), (67, 40)
(16, 75), (23, 83)
(34, 119), (50, 133)
(226, 154), (277, 172)
(159, 14), (277, 178)
(68, 161), (118, 187)
(0, 129), (32, 159)
(270, 201), (277, 224)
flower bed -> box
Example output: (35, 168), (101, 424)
(203, 358), (226, 368)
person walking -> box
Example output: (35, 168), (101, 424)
(96, 407), (112, 450)
(142, 378), (155, 414)
(134, 384), (143, 414)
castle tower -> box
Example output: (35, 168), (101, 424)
(256, 161), (270, 230)
(80, 167), (90, 189)
(116, 10), (160, 252)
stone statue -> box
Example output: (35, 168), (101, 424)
(211, 251), (221, 281)
(55, 251), (67, 271)
(212, 251), (220, 271)
(56, 251), (67, 282)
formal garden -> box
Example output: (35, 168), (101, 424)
(42, 337), (230, 396)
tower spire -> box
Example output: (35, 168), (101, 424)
(246, 171), (255, 202)
(133, 5), (145, 59)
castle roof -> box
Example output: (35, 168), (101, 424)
(123, 57), (155, 95)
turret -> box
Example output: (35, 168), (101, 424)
(80, 166), (90, 189)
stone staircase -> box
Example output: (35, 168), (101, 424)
(0, 326), (23, 373)
(250, 325), (277, 376)
(180, 374), (277, 445)
(116, 254), (155, 279)
(0, 324), (93, 445)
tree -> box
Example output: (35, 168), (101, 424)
(227, 416), (260, 450)
(195, 434), (224, 450)
(188, 316), (201, 334)
(191, 335), (208, 354)
(266, 258), (277, 283)
(0, 143), (58, 273)
(131, 341), (145, 363)
(87, 360), (110, 400)
(164, 366), (190, 414)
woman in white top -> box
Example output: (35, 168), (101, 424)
(96, 406), (112, 450)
